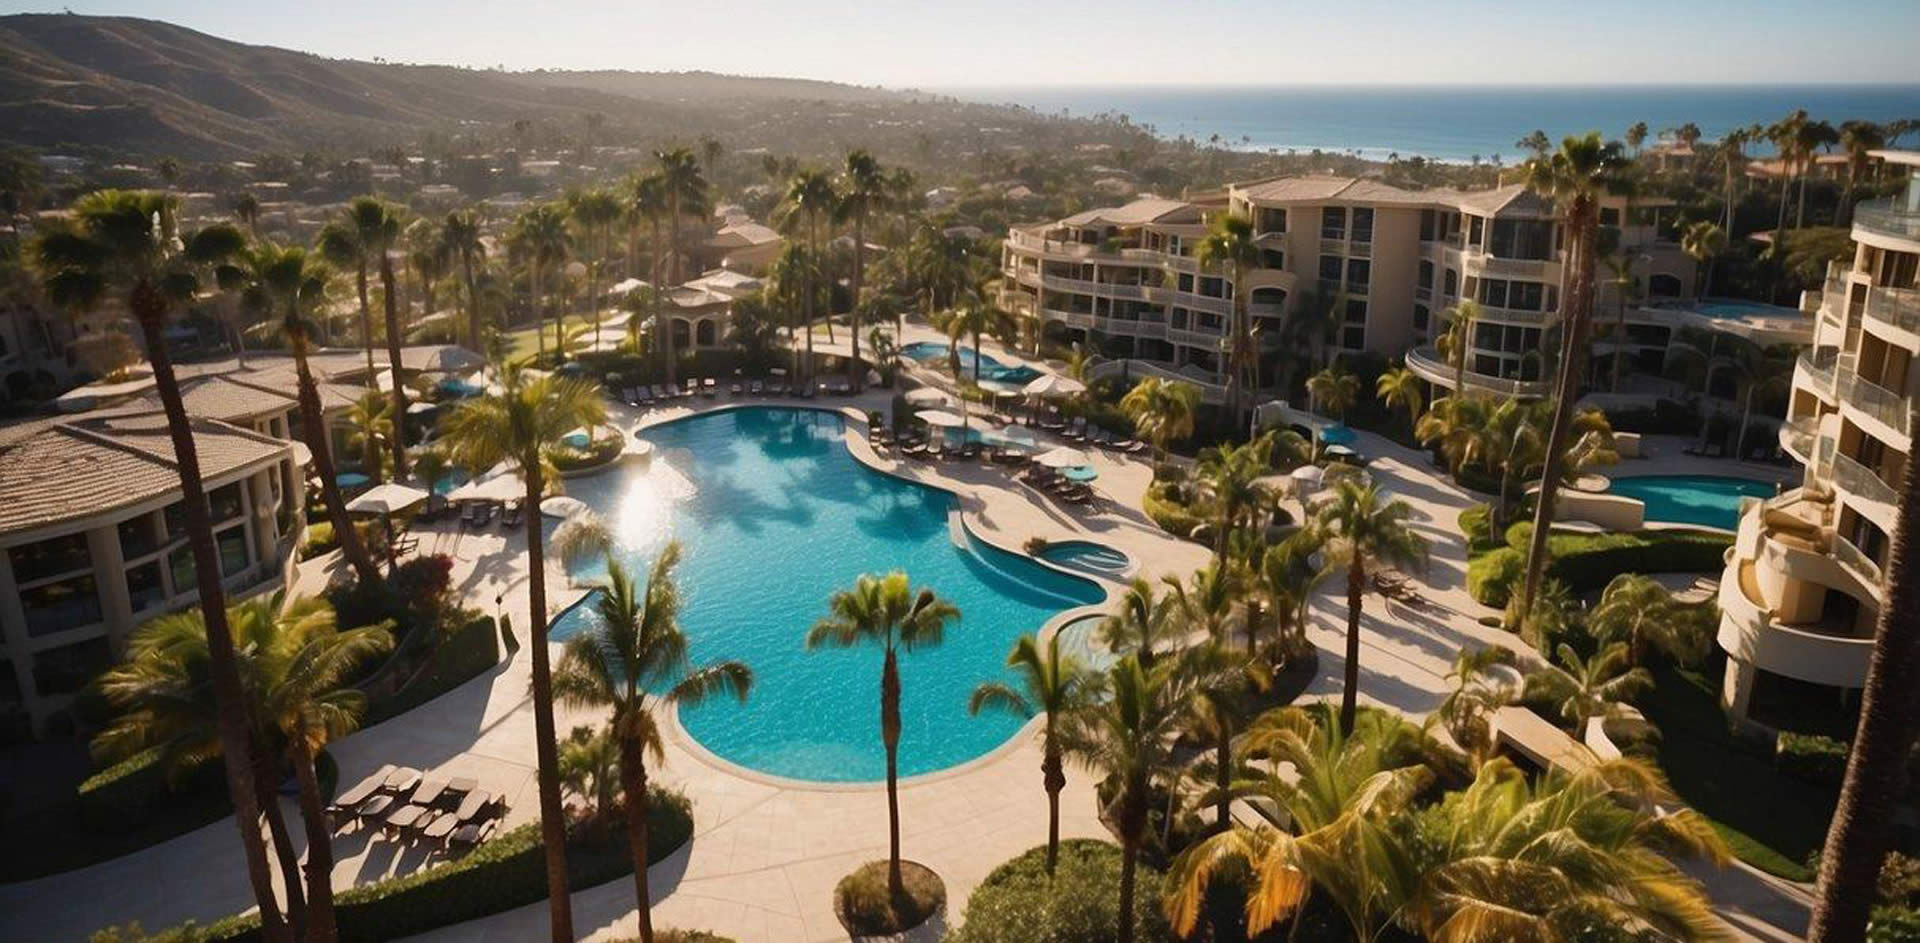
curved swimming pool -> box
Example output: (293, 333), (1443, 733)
(1037, 540), (1132, 577)
(550, 407), (1105, 782)
(899, 342), (1042, 384)
(1606, 474), (1779, 530)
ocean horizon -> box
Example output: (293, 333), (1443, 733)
(938, 83), (1920, 163)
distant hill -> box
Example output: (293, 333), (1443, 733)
(0, 14), (909, 159)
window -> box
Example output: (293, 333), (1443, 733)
(1318, 255), (1343, 281)
(1420, 209), (1437, 242)
(1468, 215), (1485, 248)
(1443, 269), (1459, 296)
(1509, 281), (1546, 311)
(32, 637), (112, 697)
(1488, 219), (1555, 260)
(1321, 207), (1346, 240)
(169, 547), (197, 597)
(126, 561), (165, 612)
(1346, 259), (1370, 293)
(1261, 249), (1285, 269)
(1413, 304), (1430, 331)
(218, 527), (251, 578)
(1600, 207), (1621, 226)
(10, 534), (92, 583)
(1481, 279), (1509, 308)
(1177, 273), (1194, 292)
(119, 514), (160, 560)
(1259, 208), (1287, 233)
(1350, 207), (1374, 244)
(1342, 325), (1365, 349)
(1345, 299), (1368, 325)
(21, 575), (102, 637)
(1418, 260), (1435, 288)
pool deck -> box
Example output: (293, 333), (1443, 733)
(0, 384), (1810, 942)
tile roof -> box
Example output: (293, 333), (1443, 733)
(1059, 198), (1201, 228)
(0, 411), (291, 535)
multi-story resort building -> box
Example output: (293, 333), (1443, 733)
(1001, 176), (1702, 402)
(1715, 150), (1920, 731)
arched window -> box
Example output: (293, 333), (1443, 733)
(695, 320), (716, 346)
(1649, 273), (1683, 298)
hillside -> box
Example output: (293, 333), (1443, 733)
(0, 14), (908, 159)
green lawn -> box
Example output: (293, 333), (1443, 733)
(1639, 660), (1836, 881)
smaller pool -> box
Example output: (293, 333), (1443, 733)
(562, 431), (592, 449)
(1054, 614), (1122, 674)
(900, 342), (1042, 384)
(1037, 541), (1131, 577)
(429, 470), (471, 496)
(1691, 299), (1806, 323)
(1607, 475), (1779, 530)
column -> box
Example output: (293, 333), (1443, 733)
(87, 524), (133, 654)
(1720, 654), (1758, 728)
(0, 549), (44, 730)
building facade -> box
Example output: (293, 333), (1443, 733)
(1715, 150), (1920, 731)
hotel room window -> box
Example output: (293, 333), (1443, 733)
(1419, 209), (1437, 242)
(1342, 325), (1365, 349)
(9, 533), (92, 583)
(1321, 207), (1346, 240)
(1419, 259), (1435, 288)
(1350, 208), (1374, 243)
(21, 575), (102, 637)
(1468, 215), (1484, 249)
(32, 637), (113, 697)
(1345, 259), (1370, 294)
(1444, 269), (1459, 296)
(1413, 304), (1430, 332)
(1260, 208), (1286, 233)
(1345, 299), (1368, 324)
(1509, 281), (1546, 311)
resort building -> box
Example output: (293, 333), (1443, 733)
(1000, 177), (1699, 402)
(1715, 149), (1920, 731)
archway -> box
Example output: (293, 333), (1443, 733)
(1649, 273), (1684, 298)
(695, 319), (716, 347)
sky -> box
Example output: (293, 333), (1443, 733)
(6, 0), (1919, 88)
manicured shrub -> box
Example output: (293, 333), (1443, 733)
(833, 860), (946, 935)
(358, 615), (501, 728)
(75, 746), (225, 832)
(1143, 482), (1207, 542)
(298, 520), (381, 561)
(1776, 732), (1850, 787)
(1467, 547), (1526, 608)
(1869, 905), (1920, 943)
(1489, 523), (1732, 594)
(947, 840), (1169, 943)
(1458, 504), (1495, 555)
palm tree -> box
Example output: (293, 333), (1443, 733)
(1173, 643), (1255, 832)
(441, 210), (487, 349)
(508, 203), (573, 361)
(806, 572), (959, 899)
(553, 546), (753, 943)
(1254, 530), (1328, 663)
(1374, 363), (1422, 438)
(1192, 432), (1274, 558)
(1714, 126), (1752, 234)
(628, 173), (672, 380)
(31, 191), (292, 943)
(1589, 573), (1712, 667)
(777, 169), (838, 384)
(317, 197), (395, 383)
(1681, 220), (1727, 300)
(346, 390), (394, 487)
(968, 632), (1097, 875)
(1163, 562), (1242, 646)
(1810, 457), (1920, 941)
(1838, 121), (1886, 224)
(945, 280), (1014, 389)
(1307, 362), (1359, 421)
(237, 243), (383, 585)
(1434, 645), (1519, 769)
(232, 192), (260, 236)
(558, 724), (621, 817)
(1795, 119), (1840, 228)
(407, 217), (451, 334)
(1765, 111), (1809, 237)
(567, 187), (623, 352)
(1060, 656), (1188, 943)
(1195, 210), (1262, 419)
(1099, 578), (1176, 671)
(441, 366), (607, 943)
(1513, 133), (1631, 629)
(1626, 121), (1649, 155)
(1315, 478), (1428, 732)
(1600, 252), (1640, 392)
(1120, 376), (1199, 472)
(838, 150), (890, 391)
(654, 149), (710, 383)
(1524, 641), (1652, 731)
(1436, 300), (1480, 398)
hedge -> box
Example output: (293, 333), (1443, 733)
(164, 788), (694, 943)
(1500, 522), (1733, 594)
(1776, 732), (1850, 787)
(359, 615), (502, 728)
(1458, 505), (1498, 556)
(1467, 548), (1526, 608)
(1142, 483), (1207, 542)
(946, 840), (1169, 943)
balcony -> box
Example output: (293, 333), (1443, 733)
(1855, 199), (1920, 243)
(1166, 327), (1223, 350)
(1778, 416), (1817, 464)
(1715, 557), (1874, 690)
(1861, 285), (1920, 343)
(1415, 286), (1433, 303)
(1472, 304), (1556, 326)
(1837, 370), (1913, 444)
(1795, 349), (1840, 402)
(1319, 236), (1346, 254)
(1405, 346), (1550, 397)
(1832, 451), (1902, 533)
(1832, 530), (1885, 590)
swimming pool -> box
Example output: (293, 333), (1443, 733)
(899, 342), (1043, 384)
(1037, 541), (1132, 577)
(1053, 613), (1122, 675)
(551, 407), (1105, 782)
(1606, 475), (1779, 530)
(1692, 300), (1805, 322)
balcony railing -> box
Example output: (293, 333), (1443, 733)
(1833, 451), (1902, 515)
(1405, 346), (1549, 397)
(1855, 199), (1920, 242)
(1796, 349), (1841, 398)
(1838, 370), (1914, 440)
(1349, 240), (1372, 259)
(1862, 285), (1920, 339)
(1832, 531), (1884, 589)
(1415, 286), (1433, 302)
(1778, 416), (1817, 462)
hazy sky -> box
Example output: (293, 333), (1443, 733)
(9, 0), (1920, 88)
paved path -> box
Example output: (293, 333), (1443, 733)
(0, 384), (1810, 941)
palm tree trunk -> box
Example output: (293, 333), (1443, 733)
(1214, 729), (1231, 831)
(805, 216), (819, 386)
(132, 293), (292, 943)
(532, 264), (546, 360)
(252, 743), (306, 936)
(882, 649), (904, 898)
(850, 215), (865, 392)
(1809, 459), (1920, 942)
(463, 254), (481, 350)
(380, 255), (410, 481)
(1117, 808), (1142, 943)
(619, 736), (656, 943)
(356, 264), (375, 382)
(1517, 207), (1596, 629)
(1041, 740), (1064, 876)
(292, 334), (383, 585)
(524, 466), (575, 943)
(290, 738), (339, 943)
(1341, 556), (1365, 734)
(667, 196), (682, 378)
(654, 222), (674, 388)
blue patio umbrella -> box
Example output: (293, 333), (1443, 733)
(336, 471), (371, 490)
(1318, 422), (1357, 446)
(1063, 465), (1099, 482)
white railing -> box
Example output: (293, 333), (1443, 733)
(1166, 326), (1224, 349)
(1471, 304), (1556, 326)
(1404, 346), (1550, 397)
(1349, 240), (1372, 259)
(1319, 237), (1346, 254)
(1415, 286), (1433, 302)
(1778, 416), (1817, 462)
(1796, 349), (1841, 399)
(1838, 370), (1914, 440)
(1832, 531), (1884, 588)
(1862, 285), (1920, 339)
(1832, 451), (1901, 515)
(1159, 290), (1232, 317)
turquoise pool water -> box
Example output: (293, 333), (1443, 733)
(900, 342), (1042, 384)
(1606, 475), (1779, 530)
(551, 407), (1104, 782)
(1053, 614), (1122, 675)
(1693, 299), (1805, 322)
(1038, 541), (1131, 576)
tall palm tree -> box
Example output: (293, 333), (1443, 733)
(1513, 133), (1631, 629)
(1099, 577), (1176, 671)
(1060, 656), (1188, 943)
(346, 390), (394, 487)
(1173, 642), (1255, 833)
(232, 192), (261, 236)
(1437, 300), (1480, 399)
(1120, 376), (1199, 472)
(238, 243), (383, 585)
(407, 217), (451, 334)
(655, 149), (709, 383)
(1435, 645), (1519, 769)
(1163, 562), (1242, 646)
(1810, 458), (1920, 941)
(1714, 126), (1752, 234)
(778, 169), (839, 385)
(806, 572), (959, 899)
(1600, 251), (1640, 392)
(567, 188), (623, 352)
(1192, 432), (1274, 558)
(1794, 119), (1840, 228)
(317, 197), (397, 383)
(31, 191), (292, 943)
(1306, 362), (1359, 420)
(1589, 573), (1712, 667)
(628, 173), (672, 380)
(1524, 641), (1653, 731)
(1195, 210), (1262, 419)
(1315, 478), (1428, 732)
(1765, 111), (1808, 237)
(1254, 529), (1328, 662)
(945, 280), (1013, 388)
(553, 547), (753, 943)
(441, 210), (487, 349)
(1681, 220), (1727, 300)
(839, 150), (890, 391)
(1374, 363), (1422, 438)
(968, 632), (1097, 875)
(508, 203), (573, 362)
(441, 366), (607, 943)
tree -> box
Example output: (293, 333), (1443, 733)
(237, 243), (383, 585)
(777, 168), (838, 384)
(507, 203), (573, 361)
(232, 192), (261, 235)
(1254, 529), (1328, 663)
(945, 280), (1014, 391)
(442, 365), (608, 943)
(968, 632), (1097, 875)
(1192, 432), (1275, 558)
(1715, 126), (1752, 234)
(406, 217), (451, 335)
(1588, 573), (1712, 667)
(838, 150), (891, 391)
(553, 546), (753, 943)
(807, 572), (959, 899)
(628, 173), (670, 377)
(31, 191), (293, 943)
(1681, 220), (1727, 300)
(346, 390), (395, 487)
(1839, 120), (1887, 223)
(1120, 376), (1199, 472)
(1099, 578), (1176, 671)
(656, 149), (710, 383)
(1766, 110), (1810, 237)
(441, 210), (487, 348)
(1374, 363), (1422, 438)
(567, 188), (623, 352)
(1524, 641), (1652, 731)
(1061, 656), (1188, 943)
(557, 724), (621, 818)
(1626, 121), (1649, 155)
(1307, 362), (1359, 421)
(317, 197), (394, 382)
(1600, 251), (1642, 392)
(1195, 211), (1262, 419)
(1514, 133), (1631, 629)
(1314, 478), (1428, 732)
(1810, 453), (1920, 941)
(1436, 300), (1480, 400)
(1434, 645), (1519, 769)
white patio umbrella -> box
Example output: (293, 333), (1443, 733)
(916, 409), (966, 428)
(1290, 464), (1326, 484)
(904, 387), (949, 406)
(541, 496), (590, 519)
(446, 472), (525, 503)
(1022, 374), (1087, 398)
(346, 482), (430, 515)
(1035, 446), (1092, 469)
(414, 346), (486, 374)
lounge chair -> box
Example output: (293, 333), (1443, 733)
(501, 502), (523, 529)
(729, 380), (744, 395)
(750, 380), (765, 395)
(459, 502), (479, 527)
(423, 788), (490, 844)
(328, 764), (397, 825)
(702, 379), (718, 398)
(768, 380), (788, 395)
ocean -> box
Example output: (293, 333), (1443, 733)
(942, 85), (1920, 163)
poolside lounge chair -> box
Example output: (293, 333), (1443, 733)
(703, 378), (719, 398)
(750, 380), (765, 395)
(501, 502), (523, 529)
(729, 380), (744, 395)
(459, 502), (479, 527)
(328, 764), (397, 825)
(768, 380), (788, 396)
(423, 787), (491, 844)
